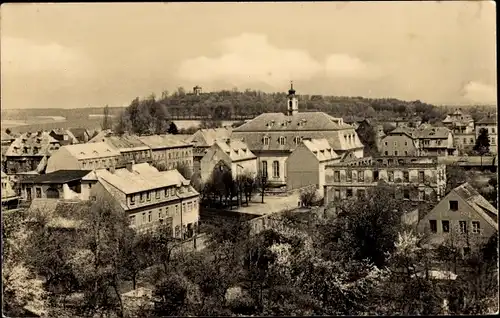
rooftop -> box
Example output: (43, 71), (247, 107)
(138, 134), (191, 149)
(20, 170), (92, 184)
(62, 142), (121, 160)
(102, 135), (150, 152)
(5, 131), (60, 157)
(477, 115), (497, 125)
(302, 138), (339, 161)
(186, 127), (233, 148)
(214, 139), (256, 162)
(453, 182), (498, 229)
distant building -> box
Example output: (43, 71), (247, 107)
(19, 170), (95, 203)
(68, 128), (92, 143)
(1, 170), (20, 211)
(185, 127), (233, 175)
(475, 115), (497, 154)
(193, 85), (202, 96)
(323, 156), (447, 205)
(88, 129), (113, 143)
(5, 131), (61, 174)
(417, 182), (498, 247)
(232, 83), (364, 187)
(138, 134), (193, 171)
(380, 126), (456, 157)
(49, 129), (79, 146)
(91, 135), (152, 166)
(442, 109), (476, 152)
(46, 142), (120, 173)
(200, 138), (257, 183)
(287, 138), (340, 197)
(93, 163), (199, 238)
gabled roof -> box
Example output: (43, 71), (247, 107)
(415, 126), (451, 139)
(214, 139), (256, 162)
(68, 128), (91, 141)
(233, 112), (352, 132)
(186, 128), (233, 148)
(387, 126), (416, 139)
(139, 134), (190, 150)
(95, 163), (195, 194)
(302, 138), (339, 161)
(20, 170), (92, 184)
(5, 132), (60, 156)
(61, 142), (120, 160)
(453, 183), (498, 229)
(88, 129), (112, 143)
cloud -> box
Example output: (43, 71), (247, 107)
(178, 33), (323, 87)
(1, 37), (91, 77)
(324, 54), (383, 79)
(462, 81), (496, 104)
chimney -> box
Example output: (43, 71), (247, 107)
(126, 160), (134, 172)
(109, 166), (115, 174)
(226, 138), (231, 145)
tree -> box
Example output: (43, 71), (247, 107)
(445, 164), (467, 194)
(200, 119), (222, 129)
(102, 105), (112, 130)
(6, 128), (12, 134)
(473, 128), (490, 156)
(168, 122), (179, 135)
(153, 274), (188, 316)
(300, 188), (318, 207)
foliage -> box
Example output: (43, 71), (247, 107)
(300, 187), (318, 207)
(102, 105), (112, 130)
(168, 122), (179, 135)
(473, 128), (490, 156)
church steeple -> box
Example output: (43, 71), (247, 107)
(287, 81), (299, 116)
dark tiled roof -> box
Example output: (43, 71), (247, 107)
(477, 116), (497, 125)
(69, 128), (90, 141)
(20, 170), (92, 184)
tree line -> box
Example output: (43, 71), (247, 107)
(3, 183), (497, 317)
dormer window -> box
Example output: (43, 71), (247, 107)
(263, 136), (270, 145)
(234, 149), (239, 155)
(278, 136), (286, 145)
(93, 150), (98, 155)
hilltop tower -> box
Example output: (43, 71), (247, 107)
(287, 81), (299, 116)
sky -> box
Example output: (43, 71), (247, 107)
(1, 2), (497, 109)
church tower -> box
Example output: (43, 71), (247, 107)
(287, 81), (299, 116)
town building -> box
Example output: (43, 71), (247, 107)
(4, 131), (61, 174)
(232, 83), (364, 187)
(323, 156), (447, 205)
(287, 138), (340, 197)
(138, 134), (193, 171)
(93, 163), (199, 238)
(200, 138), (257, 183)
(185, 127), (233, 175)
(68, 128), (92, 143)
(92, 135), (152, 166)
(475, 115), (497, 154)
(417, 183), (498, 246)
(193, 85), (202, 95)
(49, 129), (79, 146)
(45, 142), (120, 173)
(19, 170), (95, 203)
(380, 126), (456, 157)
(1, 170), (21, 211)
(88, 129), (113, 143)
(442, 109), (476, 153)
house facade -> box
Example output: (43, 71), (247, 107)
(200, 138), (258, 183)
(19, 170), (95, 203)
(49, 129), (79, 146)
(442, 109), (476, 153)
(475, 115), (497, 154)
(1, 170), (20, 210)
(94, 163), (199, 238)
(46, 142), (121, 173)
(186, 127), (233, 175)
(232, 83), (364, 187)
(287, 138), (340, 197)
(379, 127), (420, 156)
(5, 131), (61, 174)
(95, 135), (152, 166)
(138, 134), (193, 171)
(417, 183), (498, 246)
(323, 156), (447, 205)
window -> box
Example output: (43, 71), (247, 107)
(459, 221), (467, 233)
(146, 192), (151, 201)
(346, 170), (352, 182)
(159, 208), (163, 219)
(334, 171), (340, 182)
(470, 138), (474, 144)
(188, 202), (192, 212)
(263, 136), (270, 145)
(449, 200), (458, 211)
(26, 188), (32, 200)
(418, 171), (425, 183)
(442, 220), (450, 233)
(429, 220), (437, 233)
(471, 221), (481, 234)
(358, 171), (364, 182)
(175, 205), (179, 213)
(82, 162), (86, 168)
(357, 189), (366, 198)
(148, 211), (152, 222)
(90, 196), (97, 201)
(373, 170), (379, 182)
(165, 188), (169, 197)
(334, 189), (340, 199)
(346, 189), (353, 197)
(156, 190), (160, 199)
(404, 141), (408, 146)
(388, 171), (394, 182)
(403, 189), (410, 199)
(142, 213), (146, 223)
(384, 141), (388, 146)
(272, 161), (280, 178)
(183, 203), (186, 213)
(394, 141), (397, 147)
(404, 151), (408, 156)
(129, 215), (135, 225)
(394, 151), (398, 156)
(385, 151), (388, 156)
(35, 187), (42, 198)
(140, 193), (145, 202)
(130, 195), (135, 205)
(278, 136), (286, 145)
(419, 190), (424, 201)
(403, 171), (409, 182)
(262, 161), (268, 178)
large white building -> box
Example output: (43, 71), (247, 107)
(231, 83), (364, 187)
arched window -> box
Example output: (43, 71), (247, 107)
(278, 136), (286, 145)
(263, 136), (270, 145)
(273, 161), (280, 178)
